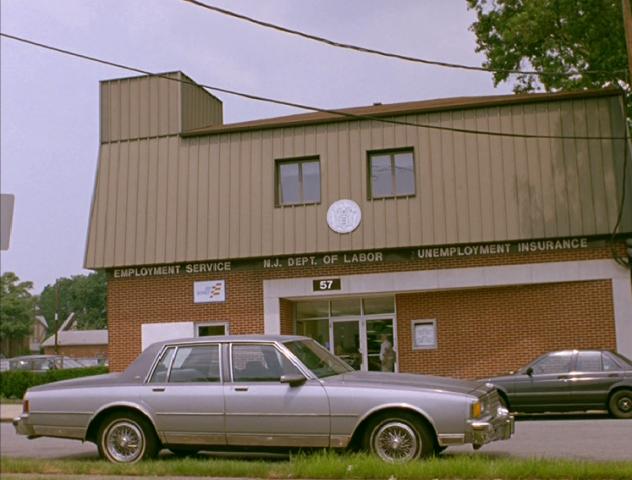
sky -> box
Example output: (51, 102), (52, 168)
(0, 0), (514, 292)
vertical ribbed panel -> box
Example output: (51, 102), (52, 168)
(85, 94), (632, 268)
(99, 72), (222, 143)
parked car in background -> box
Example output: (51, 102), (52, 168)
(14, 335), (513, 464)
(0, 354), (8, 372)
(485, 350), (632, 418)
(8, 355), (84, 372)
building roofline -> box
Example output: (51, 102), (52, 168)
(181, 88), (622, 138)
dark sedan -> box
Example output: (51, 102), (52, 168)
(485, 350), (632, 418)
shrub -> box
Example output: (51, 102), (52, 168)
(0, 366), (108, 399)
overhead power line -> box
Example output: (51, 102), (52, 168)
(180, 0), (625, 78)
(0, 32), (627, 141)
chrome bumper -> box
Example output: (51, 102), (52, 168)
(466, 407), (514, 448)
(13, 414), (37, 437)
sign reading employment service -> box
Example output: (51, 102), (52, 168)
(193, 280), (226, 304)
(111, 236), (604, 279)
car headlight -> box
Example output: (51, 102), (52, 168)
(470, 400), (482, 419)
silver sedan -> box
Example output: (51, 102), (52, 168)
(14, 335), (513, 463)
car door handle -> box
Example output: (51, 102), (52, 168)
(557, 375), (569, 379)
(152, 387), (165, 392)
(608, 374), (620, 378)
(234, 387), (249, 392)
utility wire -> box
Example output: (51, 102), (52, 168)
(0, 32), (627, 141)
(180, 0), (625, 78)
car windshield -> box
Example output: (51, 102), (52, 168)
(284, 339), (354, 378)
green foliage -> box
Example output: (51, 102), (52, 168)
(0, 272), (35, 340)
(2, 451), (632, 479)
(38, 271), (107, 332)
(467, 1), (628, 97)
(0, 366), (108, 399)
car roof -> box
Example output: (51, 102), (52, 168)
(149, 334), (310, 349)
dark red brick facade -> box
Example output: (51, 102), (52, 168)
(107, 243), (623, 377)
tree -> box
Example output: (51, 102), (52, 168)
(0, 272), (35, 340)
(467, 1), (628, 99)
(38, 272), (107, 334)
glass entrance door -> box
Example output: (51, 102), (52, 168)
(295, 297), (397, 372)
(332, 320), (362, 370)
(366, 319), (396, 372)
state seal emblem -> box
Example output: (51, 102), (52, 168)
(327, 199), (361, 234)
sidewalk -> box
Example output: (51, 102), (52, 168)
(1, 402), (22, 422)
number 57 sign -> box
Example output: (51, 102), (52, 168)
(312, 278), (341, 292)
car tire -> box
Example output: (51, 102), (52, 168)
(608, 389), (632, 419)
(97, 412), (159, 463)
(362, 412), (435, 463)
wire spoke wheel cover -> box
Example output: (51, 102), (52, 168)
(372, 421), (419, 463)
(104, 420), (145, 463)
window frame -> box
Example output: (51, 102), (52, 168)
(367, 147), (416, 200)
(229, 342), (303, 383)
(275, 156), (321, 207)
(167, 344), (222, 383)
(196, 321), (229, 337)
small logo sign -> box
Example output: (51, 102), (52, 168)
(327, 199), (361, 234)
(194, 280), (226, 303)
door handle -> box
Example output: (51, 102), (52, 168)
(557, 375), (569, 379)
(608, 374), (620, 378)
(152, 387), (165, 392)
(234, 387), (249, 392)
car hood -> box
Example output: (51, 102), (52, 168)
(324, 370), (489, 395)
(28, 373), (126, 392)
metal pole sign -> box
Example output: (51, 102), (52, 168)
(0, 194), (15, 250)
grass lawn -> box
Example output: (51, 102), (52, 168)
(2, 451), (632, 479)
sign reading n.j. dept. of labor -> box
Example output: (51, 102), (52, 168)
(327, 199), (361, 234)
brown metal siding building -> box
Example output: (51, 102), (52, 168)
(86, 72), (632, 376)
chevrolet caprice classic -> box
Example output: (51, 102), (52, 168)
(14, 335), (513, 463)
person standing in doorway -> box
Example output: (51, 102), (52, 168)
(379, 334), (395, 372)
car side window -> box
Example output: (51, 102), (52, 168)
(531, 352), (572, 374)
(232, 344), (300, 382)
(149, 347), (175, 383)
(602, 352), (622, 371)
(168, 345), (221, 383)
(575, 352), (602, 372)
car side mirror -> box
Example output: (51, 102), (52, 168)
(526, 367), (534, 377)
(280, 373), (307, 387)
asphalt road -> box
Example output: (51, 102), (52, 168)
(1, 416), (631, 462)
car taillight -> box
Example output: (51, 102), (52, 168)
(22, 399), (29, 414)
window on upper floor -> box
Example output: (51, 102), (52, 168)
(276, 157), (321, 206)
(368, 149), (416, 199)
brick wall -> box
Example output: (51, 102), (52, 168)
(279, 299), (294, 335)
(107, 243), (624, 372)
(396, 280), (616, 379)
